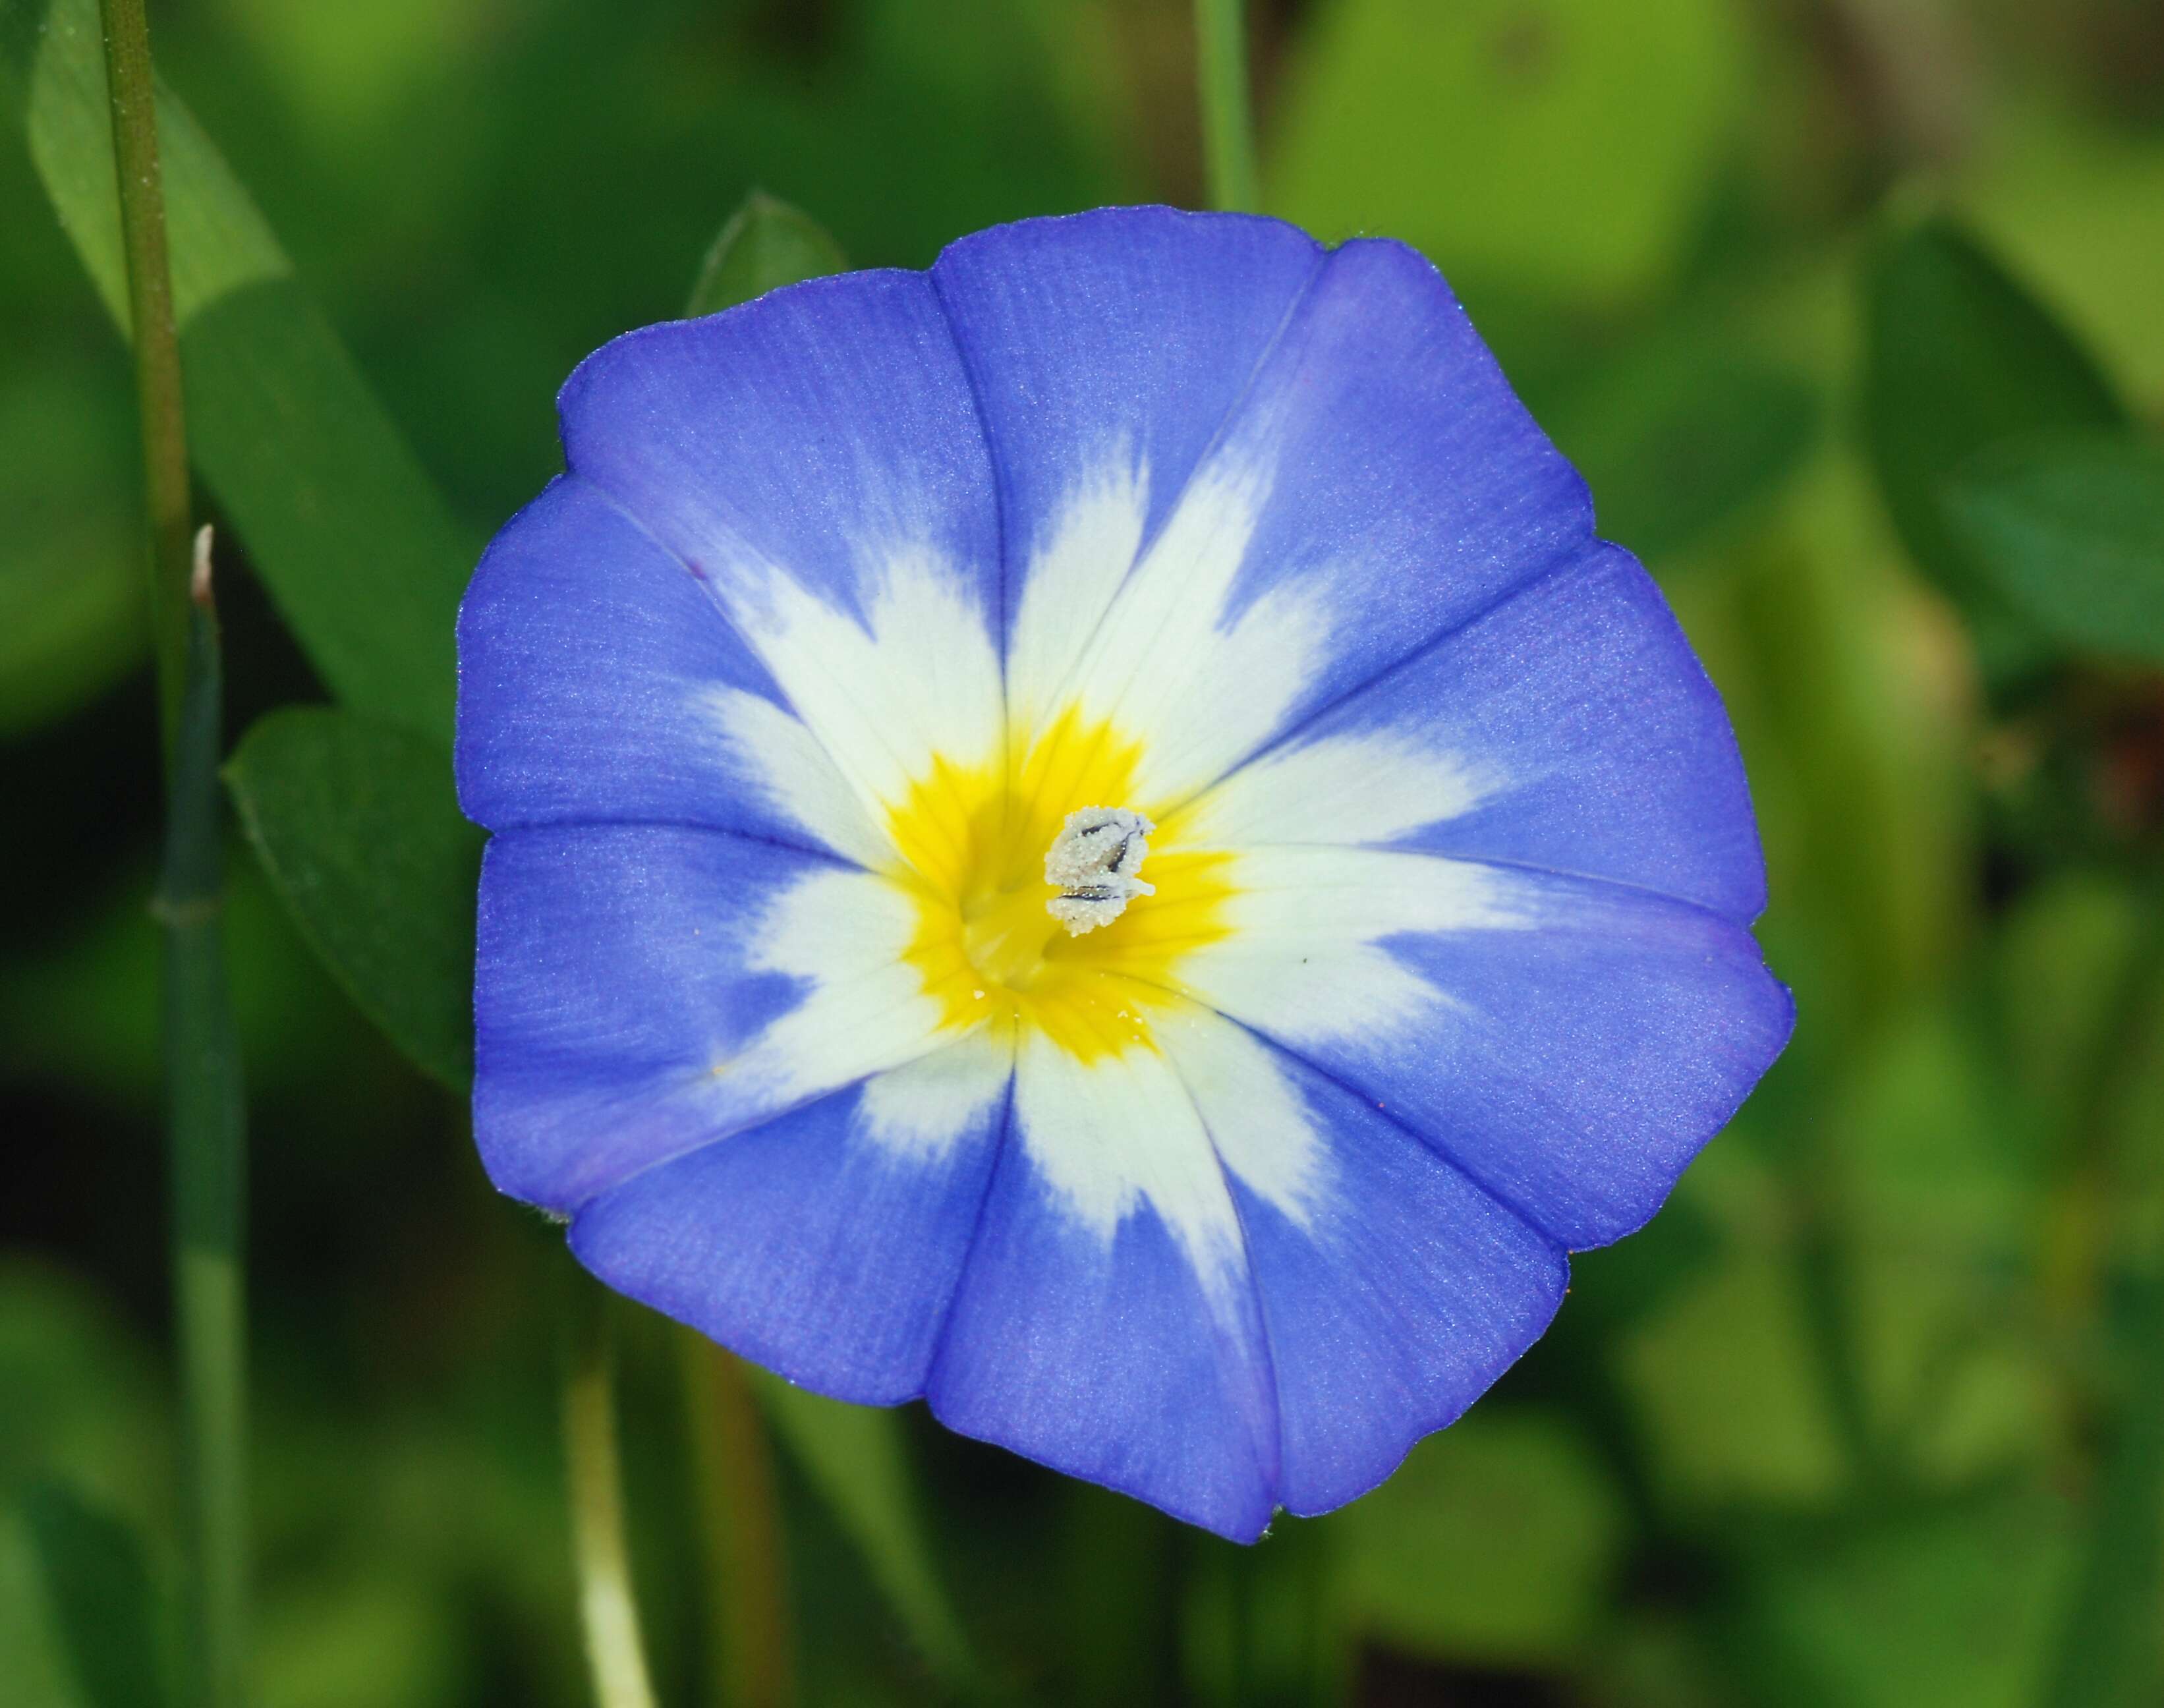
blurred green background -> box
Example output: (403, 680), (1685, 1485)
(5, 0), (2163, 1703)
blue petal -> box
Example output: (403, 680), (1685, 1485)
(567, 1048), (1010, 1404)
(1188, 542), (1768, 923)
(931, 206), (1322, 624)
(1211, 235), (1593, 716)
(1201, 868), (1792, 1248)
(926, 1135), (1280, 1543)
(457, 474), (840, 848)
(1227, 1046), (1569, 1518)
(934, 210), (1590, 763)
(556, 269), (998, 637)
(457, 207), (1794, 1540)
(474, 825), (952, 1211)
(1365, 545), (1767, 921)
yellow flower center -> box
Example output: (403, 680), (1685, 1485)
(886, 708), (1233, 1060)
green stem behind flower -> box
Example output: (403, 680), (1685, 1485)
(564, 1274), (660, 1708)
(678, 1328), (794, 1708)
(1193, 0), (1260, 214)
(99, 3), (252, 1703)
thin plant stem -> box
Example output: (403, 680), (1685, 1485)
(159, 534), (249, 1708)
(563, 1275), (660, 1708)
(677, 1327), (793, 1708)
(98, 3), (251, 1703)
(1193, 0), (1260, 214)
(98, 0), (192, 754)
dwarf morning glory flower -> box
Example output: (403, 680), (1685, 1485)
(455, 206), (1792, 1542)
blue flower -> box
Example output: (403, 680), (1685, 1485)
(455, 206), (1792, 1541)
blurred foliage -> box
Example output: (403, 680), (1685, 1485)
(1270, 0), (1747, 305)
(5, 0), (2164, 1703)
(1541, 338), (1820, 561)
(687, 190), (850, 318)
(1331, 1413), (1625, 1666)
(14, 1479), (173, 1708)
(739, 1363), (978, 1692)
(3, 0), (473, 742)
(1726, 1493), (2079, 1708)
(1947, 429), (2164, 664)
(225, 709), (480, 1092)
(1861, 215), (2125, 685)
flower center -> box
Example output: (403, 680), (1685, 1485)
(884, 714), (1234, 1060)
(1044, 806), (1155, 936)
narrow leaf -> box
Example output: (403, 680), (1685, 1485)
(1945, 430), (2164, 666)
(741, 1370), (979, 1689)
(1862, 215), (2124, 676)
(685, 190), (847, 318)
(225, 707), (481, 1090)
(18, 1480), (170, 1708)
(2037, 1275), (2164, 1708)
(3, 0), (472, 741)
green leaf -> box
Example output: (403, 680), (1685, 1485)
(0, 1267), (169, 1708)
(2036, 1275), (2164, 1708)
(739, 1370), (979, 1690)
(0, 1509), (87, 1708)
(1546, 343), (1819, 563)
(686, 190), (848, 318)
(1269, 0), (1746, 302)
(224, 707), (480, 1091)
(1617, 1237), (1848, 1511)
(1943, 430), (2164, 666)
(16, 1482), (169, 1708)
(1328, 1412), (1624, 1666)
(1862, 215), (2124, 677)
(1831, 1004), (2055, 1485)
(3, 0), (473, 741)
(1729, 1493), (2078, 1708)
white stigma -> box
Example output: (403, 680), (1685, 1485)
(1044, 806), (1156, 937)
